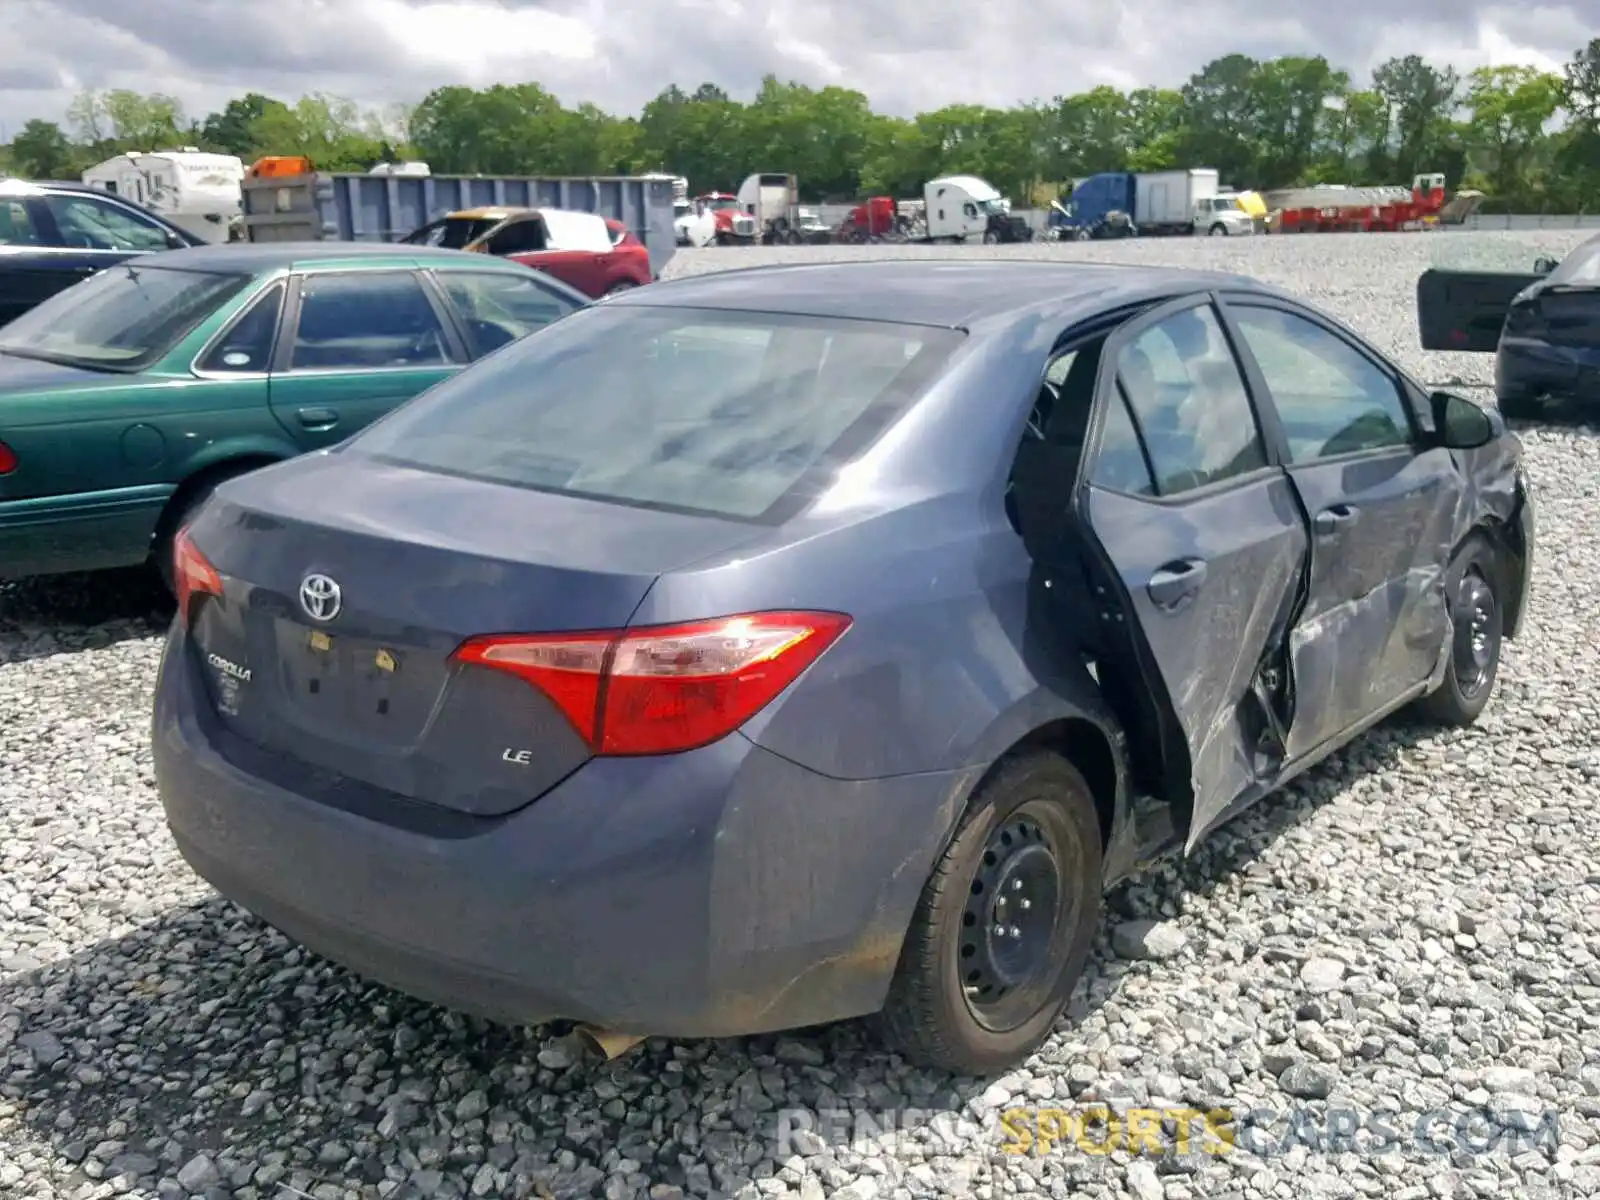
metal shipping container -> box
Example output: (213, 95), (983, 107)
(242, 171), (678, 277)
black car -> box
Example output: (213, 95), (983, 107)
(0, 179), (203, 325)
(1417, 231), (1600, 416)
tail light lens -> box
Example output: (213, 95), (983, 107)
(0, 440), (16, 475)
(173, 528), (223, 625)
(452, 610), (851, 756)
(1503, 297), (1542, 337)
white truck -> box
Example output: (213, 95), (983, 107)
(81, 149), (246, 243)
(1137, 169), (1254, 236)
(735, 172), (803, 243)
(913, 175), (1033, 243)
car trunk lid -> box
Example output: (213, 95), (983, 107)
(185, 453), (763, 816)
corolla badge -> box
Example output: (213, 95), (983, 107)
(299, 573), (342, 622)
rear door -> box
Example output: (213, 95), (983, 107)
(1219, 295), (1462, 755)
(503, 212), (612, 297)
(1417, 268), (1543, 352)
(266, 269), (469, 449)
(1071, 294), (1310, 848)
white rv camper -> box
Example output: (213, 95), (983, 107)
(81, 149), (246, 244)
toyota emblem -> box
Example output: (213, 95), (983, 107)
(299, 573), (342, 622)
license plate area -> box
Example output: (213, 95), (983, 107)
(274, 619), (439, 743)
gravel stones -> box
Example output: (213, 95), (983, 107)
(3, 229), (1599, 1199)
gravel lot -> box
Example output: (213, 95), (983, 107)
(2, 231), (1598, 1200)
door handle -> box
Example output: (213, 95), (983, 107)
(1146, 558), (1207, 608)
(296, 407), (339, 431)
(1313, 504), (1359, 535)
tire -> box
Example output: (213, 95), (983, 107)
(877, 751), (1103, 1075)
(982, 229), (1000, 245)
(604, 280), (639, 296)
(1413, 533), (1504, 726)
(1209, 223), (1227, 236)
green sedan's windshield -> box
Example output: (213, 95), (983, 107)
(0, 264), (251, 372)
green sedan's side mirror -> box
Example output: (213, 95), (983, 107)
(1430, 390), (1498, 449)
(1533, 256), (1558, 275)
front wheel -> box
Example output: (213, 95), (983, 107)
(877, 752), (1103, 1075)
(1209, 223), (1228, 236)
(982, 229), (1000, 245)
(604, 280), (639, 296)
(1413, 534), (1504, 726)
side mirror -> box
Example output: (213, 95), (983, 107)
(1430, 390), (1499, 449)
(1533, 256), (1558, 275)
(166, 231), (188, 249)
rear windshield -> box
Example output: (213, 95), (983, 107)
(348, 303), (964, 521)
(403, 217), (499, 249)
(1549, 235), (1600, 285)
(0, 263), (249, 372)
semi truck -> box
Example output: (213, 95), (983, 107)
(904, 176), (1032, 243)
(1048, 168), (1254, 239)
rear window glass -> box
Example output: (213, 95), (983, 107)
(348, 304), (964, 521)
(1549, 235), (1600, 285)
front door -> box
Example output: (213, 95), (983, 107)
(1072, 295), (1311, 848)
(266, 269), (466, 450)
(1220, 296), (1463, 757)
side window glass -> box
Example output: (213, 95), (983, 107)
(1230, 306), (1411, 461)
(0, 201), (40, 246)
(45, 196), (171, 251)
(486, 219), (546, 255)
(198, 283), (283, 373)
(1089, 385), (1156, 496)
(438, 272), (579, 356)
(1115, 304), (1266, 495)
(289, 272), (452, 370)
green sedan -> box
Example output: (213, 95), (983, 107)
(0, 242), (589, 585)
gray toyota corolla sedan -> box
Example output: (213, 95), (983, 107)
(152, 260), (1535, 1076)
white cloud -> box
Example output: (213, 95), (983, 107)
(0, 0), (1589, 142)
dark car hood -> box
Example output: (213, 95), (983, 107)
(0, 351), (131, 396)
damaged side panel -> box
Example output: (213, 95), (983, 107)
(1277, 447), (1463, 761)
(1076, 475), (1308, 852)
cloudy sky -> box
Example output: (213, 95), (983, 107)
(0, 0), (1591, 138)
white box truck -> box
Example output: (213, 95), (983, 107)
(1135, 169), (1221, 236)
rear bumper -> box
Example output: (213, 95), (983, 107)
(152, 623), (962, 1038)
(1495, 338), (1600, 406)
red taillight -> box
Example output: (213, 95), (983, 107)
(452, 610), (852, 756)
(173, 528), (223, 624)
(0, 440), (16, 475)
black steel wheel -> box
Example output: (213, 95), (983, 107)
(877, 751), (1102, 1075)
(1414, 534), (1505, 726)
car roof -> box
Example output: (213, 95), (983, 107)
(605, 258), (1277, 329)
(119, 241), (538, 274)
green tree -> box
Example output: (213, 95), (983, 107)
(8, 119), (77, 178)
(1463, 66), (1562, 205)
(200, 93), (283, 158)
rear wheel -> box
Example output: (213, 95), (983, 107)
(877, 752), (1102, 1075)
(982, 229), (1000, 245)
(1413, 534), (1504, 726)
